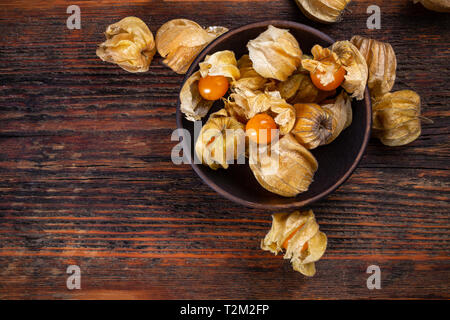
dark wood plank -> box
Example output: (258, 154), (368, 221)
(0, 0), (449, 299)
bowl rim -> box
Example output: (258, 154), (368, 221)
(176, 20), (372, 210)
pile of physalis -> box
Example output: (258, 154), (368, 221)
(96, 18), (427, 277)
(181, 25), (367, 199)
(262, 210), (327, 276)
(178, 25), (428, 276)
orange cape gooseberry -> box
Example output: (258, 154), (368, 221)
(310, 65), (346, 91)
(245, 113), (278, 144)
(198, 75), (229, 101)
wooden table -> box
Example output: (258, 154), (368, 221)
(0, 0), (448, 300)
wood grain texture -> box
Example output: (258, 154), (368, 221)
(0, 0), (449, 299)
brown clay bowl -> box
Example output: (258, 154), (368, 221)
(176, 20), (371, 209)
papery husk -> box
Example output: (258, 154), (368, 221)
(249, 134), (318, 197)
(247, 25), (302, 81)
(301, 45), (343, 90)
(292, 103), (334, 149)
(156, 19), (228, 74)
(195, 109), (245, 170)
(412, 0), (450, 12)
(372, 90), (422, 146)
(277, 73), (336, 104)
(295, 0), (352, 23)
(261, 210), (327, 277)
(225, 89), (296, 135)
(291, 231), (327, 275)
(96, 17), (156, 73)
(180, 71), (214, 121)
(199, 50), (240, 80)
(298, 54), (314, 73)
(351, 35), (397, 98)
(331, 41), (368, 100)
(321, 91), (352, 144)
(223, 99), (248, 125)
(232, 55), (272, 92)
(180, 51), (240, 121)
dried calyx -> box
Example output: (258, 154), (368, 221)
(277, 73), (336, 105)
(331, 41), (368, 100)
(292, 103), (333, 149)
(412, 0), (450, 12)
(180, 50), (239, 121)
(232, 55), (272, 92)
(195, 109), (245, 170)
(301, 41), (368, 100)
(179, 71), (214, 121)
(351, 35), (397, 98)
(96, 17), (156, 73)
(225, 89), (296, 135)
(156, 19), (228, 74)
(247, 25), (302, 81)
(249, 134), (318, 197)
(199, 50), (240, 80)
(261, 210), (327, 277)
(372, 90), (423, 146)
(292, 91), (352, 149)
(295, 0), (352, 23)
(321, 91), (352, 144)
